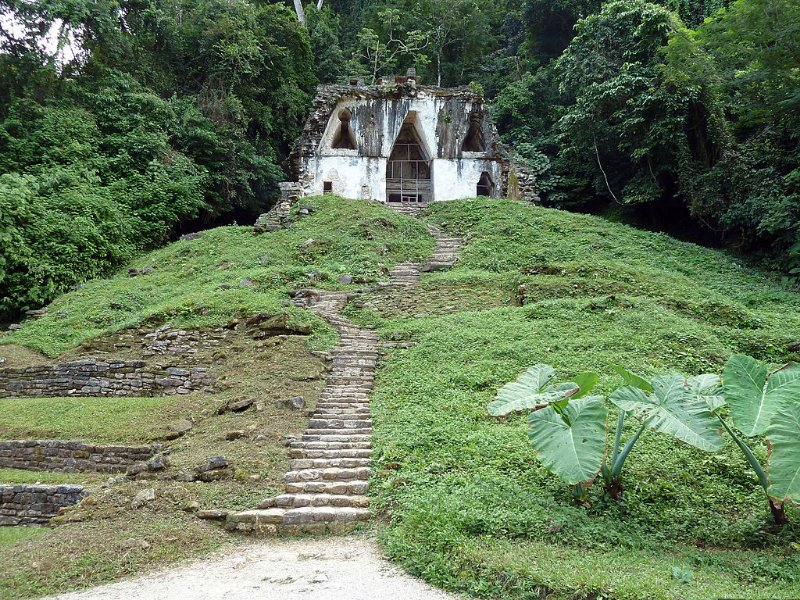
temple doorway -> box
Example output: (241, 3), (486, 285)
(386, 116), (432, 204)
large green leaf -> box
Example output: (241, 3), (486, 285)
(527, 396), (608, 485)
(723, 355), (800, 436)
(609, 375), (723, 451)
(766, 400), (800, 503)
(611, 364), (654, 392)
(685, 374), (726, 412)
(488, 364), (577, 416)
(572, 372), (599, 399)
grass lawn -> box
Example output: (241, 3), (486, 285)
(344, 199), (800, 599)
(0, 396), (190, 444)
(0, 468), (105, 485)
(0, 527), (46, 548)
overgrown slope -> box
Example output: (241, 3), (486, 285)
(343, 199), (800, 599)
(2, 195), (434, 357)
(0, 196), (433, 599)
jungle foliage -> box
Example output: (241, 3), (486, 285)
(491, 358), (800, 524)
(1, 0), (797, 311)
(0, 0), (314, 319)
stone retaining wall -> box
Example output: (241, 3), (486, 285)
(0, 484), (86, 525)
(0, 440), (160, 473)
(0, 359), (214, 398)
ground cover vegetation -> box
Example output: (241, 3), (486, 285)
(341, 199), (800, 598)
(1, 195), (433, 356)
(0, 198), (431, 599)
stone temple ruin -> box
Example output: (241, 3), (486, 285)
(288, 70), (536, 206)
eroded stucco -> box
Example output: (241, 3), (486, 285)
(290, 82), (536, 203)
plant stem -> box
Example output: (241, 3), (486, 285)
(716, 415), (788, 526)
(717, 416), (768, 490)
(612, 420), (648, 478)
(610, 411), (625, 467)
(769, 498), (789, 525)
(605, 417), (649, 501)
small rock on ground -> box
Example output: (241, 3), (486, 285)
(48, 536), (460, 600)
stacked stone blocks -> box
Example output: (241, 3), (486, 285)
(0, 359), (213, 398)
(0, 440), (160, 473)
(0, 484), (86, 525)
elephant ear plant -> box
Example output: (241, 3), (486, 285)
(488, 364), (606, 501)
(718, 354), (800, 525)
(489, 364), (725, 502)
(606, 368), (724, 499)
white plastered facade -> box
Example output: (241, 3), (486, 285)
(301, 91), (502, 202)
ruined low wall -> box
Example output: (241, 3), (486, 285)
(0, 440), (160, 473)
(0, 484), (86, 525)
(0, 359), (214, 398)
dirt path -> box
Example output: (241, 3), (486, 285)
(51, 535), (459, 600)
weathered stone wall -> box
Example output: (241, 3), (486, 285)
(0, 359), (213, 398)
(76, 324), (232, 363)
(0, 484), (86, 525)
(0, 440), (160, 473)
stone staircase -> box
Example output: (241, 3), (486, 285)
(226, 205), (461, 535)
(385, 201), (426, 217)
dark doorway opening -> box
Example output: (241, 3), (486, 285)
(386, 117), (432, 203)
(462, 112), (486, 152)
(332, 109), (357, 150)
(477, 172), (495, 197)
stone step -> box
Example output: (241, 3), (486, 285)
(284, 466), (371, 483)
(284, 480), (369, 495)
(290, 441), (372, 450)
(315, 400), (371, 406)
(260, 493), (370, 509)
(227, 506), (370, 529)
(303, 428), (372, 436)
(314, 401), (370, 408)
(312, 412), (371, 419)
(290, 448), (372, 459)
(308, 418), (372, 429)
(290, 457), (371, 469)
(300, 434), (372, 443)
(313, 408), (371, 415)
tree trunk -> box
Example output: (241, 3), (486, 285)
(293, 0), (306, 26)
(436, 50), (442, 87)
(769, 498), (789, 526)
(317, 0), (324, 8)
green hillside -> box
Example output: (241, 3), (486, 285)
(342, 199), (800, 599)
(2, 196), (433, 358)
(0, 197), (433, 599)
(1, 197), (799, 599)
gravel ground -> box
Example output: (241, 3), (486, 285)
(50, 535), (460, 600)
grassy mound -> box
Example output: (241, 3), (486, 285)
(0, 197), (433, 599)
(348, 199), (800, 599)
(2, 196), (434, 357)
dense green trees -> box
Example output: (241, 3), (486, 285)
(0, 0), (314, 319)
(488, 0), (798, 277)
